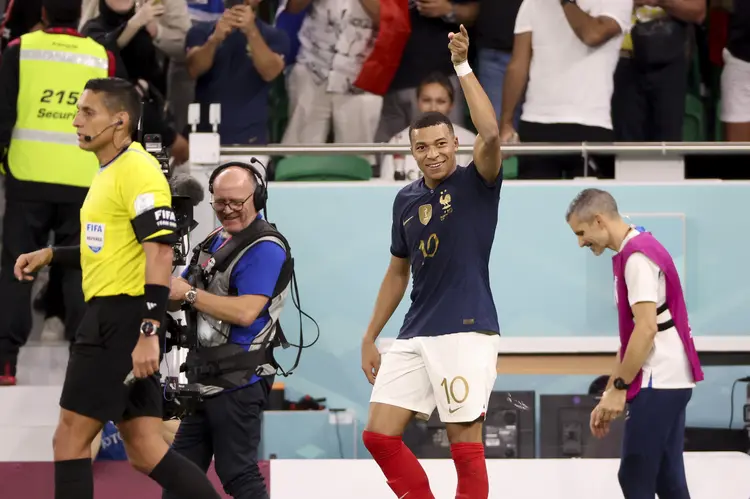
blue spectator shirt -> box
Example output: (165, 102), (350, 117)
(186, 0), (224, 23)
(185, 20), (290, 145)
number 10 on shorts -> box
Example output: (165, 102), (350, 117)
(440, 376), (469, 409)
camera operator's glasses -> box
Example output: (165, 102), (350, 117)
(210, 194), (252, 212)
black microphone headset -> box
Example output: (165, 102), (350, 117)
(83, 119), (123, 143)
(208, 159), (268, 214)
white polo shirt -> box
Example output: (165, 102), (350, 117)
(619, 229), (695, 389)
(514, 0), (633, 130)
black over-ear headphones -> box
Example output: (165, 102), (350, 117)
(208, 159), (268, 213)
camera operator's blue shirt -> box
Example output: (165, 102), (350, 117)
(183, 216), (286, 386)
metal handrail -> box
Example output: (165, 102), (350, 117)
(219, 141), (750, 157)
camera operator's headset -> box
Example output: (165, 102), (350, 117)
(204, 158), (321, 376)
(207, 159), (268, 216)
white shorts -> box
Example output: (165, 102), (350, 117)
(370, 332), (501, 423)
(721, 48), (750, 123)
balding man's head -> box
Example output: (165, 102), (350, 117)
(211, 166), (258, 235)
(213, 166), (256, 193)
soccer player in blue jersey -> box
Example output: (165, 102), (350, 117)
(360, 25), (503, 499)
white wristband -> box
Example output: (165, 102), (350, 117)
(454, 61), (472, 78)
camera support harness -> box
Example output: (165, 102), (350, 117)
(182, 218), (300, 394)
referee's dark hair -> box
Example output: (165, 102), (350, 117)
(409, 111), (455, 142)
(42, 0), (82, 25)
(84, 78), (142, 134)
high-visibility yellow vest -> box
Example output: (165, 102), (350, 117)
(7, 30), (108, 188)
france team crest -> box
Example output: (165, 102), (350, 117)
(85, 222), (105, 253)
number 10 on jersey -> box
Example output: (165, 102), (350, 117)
(419, 233), (439, 259)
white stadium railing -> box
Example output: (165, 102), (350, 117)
(218, 141), (750, 157)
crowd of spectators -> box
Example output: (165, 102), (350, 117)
(0, 0), (747, 182)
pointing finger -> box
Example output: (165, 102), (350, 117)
(460, 24), (468, 38)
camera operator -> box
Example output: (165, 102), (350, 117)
(165, 163), (292, 499)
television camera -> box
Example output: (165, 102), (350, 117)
(143, 134), (203, 267)
(139, 134), (206, 418)
(136, 141), (320, 420)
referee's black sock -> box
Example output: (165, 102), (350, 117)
(54, 458), (93, 499)
(149, 448), (221, 499)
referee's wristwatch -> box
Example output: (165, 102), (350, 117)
(140, 320), (159, 337)
(184, 287), (198, 305)
(613, 377), (630, 391)
(561, 0), (576, 5)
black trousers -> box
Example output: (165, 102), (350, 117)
(517, 121), (615, 179)
(164, 378), (272, 499)
(34, 264), (67, 320)
(612, 56), (688, 142)
(0, 200), (85, 373)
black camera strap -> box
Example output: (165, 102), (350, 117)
(185, 218), (305, 381)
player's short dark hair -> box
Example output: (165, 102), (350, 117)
(84, 78), (141, 133)
(565, 188), (619, 223)
(42, 0), (82, 25)
(417, 72), (455, 104)
(408, 111), (455, 142)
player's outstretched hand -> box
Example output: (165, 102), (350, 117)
(447, 24), (469, 65)
(361, 338), (381, 385)
(14, 248), (53, 281)
(132, 334), (160, 379)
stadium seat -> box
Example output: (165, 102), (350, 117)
(682, 94), (706, 142)
(503, 156), (518, 179)
(275, 155), (373, 181)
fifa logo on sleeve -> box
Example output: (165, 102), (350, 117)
(154, 209), (177, 229)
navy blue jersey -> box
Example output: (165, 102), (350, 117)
(391, 162), (502, 339)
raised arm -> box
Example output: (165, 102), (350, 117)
(231, 5), (287, 82)
(186, 17), (233, 80)
(655, 0), (706, 24)
(562, 0), (632, 48)
(151, 0), (192, 61)
(448, 24), (501, 184)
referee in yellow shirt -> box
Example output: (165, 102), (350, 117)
(14, 78), (220, 499)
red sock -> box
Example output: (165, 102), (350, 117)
(451, 443), (488, 499)
(363, 431), (435, 499)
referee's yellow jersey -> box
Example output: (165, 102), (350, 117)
(80, 142), (176, 302)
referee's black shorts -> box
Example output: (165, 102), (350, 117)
(60, 295), (162, 423)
